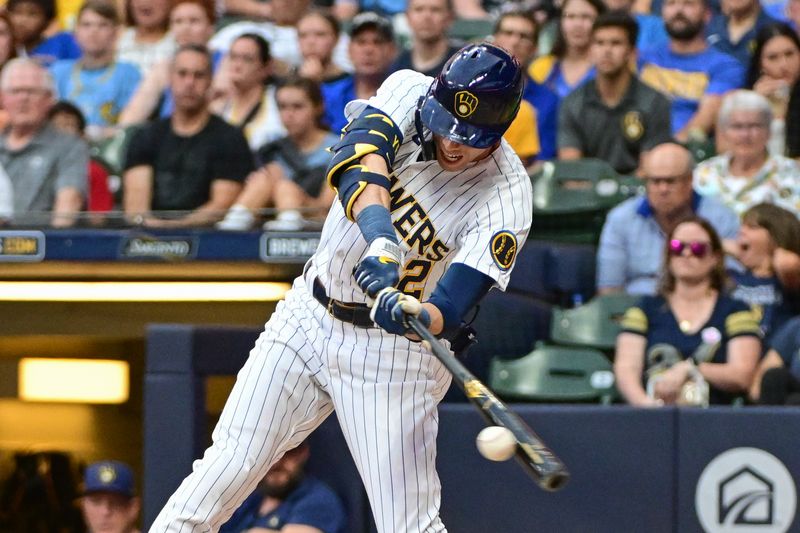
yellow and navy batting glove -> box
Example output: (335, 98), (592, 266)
(353, 237), (403, 298)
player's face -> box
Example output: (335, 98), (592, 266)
(662, 0), (708, 40)
(81, 493), (139, 533)
(493, 16), (538, 65)
(75, 10), (117, 57)
(170, 50), (212, 112)
(1, 65), (53, 129)
(433, 135), (495, 172)
(590, 26), (633, 76)
(721, 109), (769, 162)
(668, 222), (718, 282)
(737, 222), (774, 271)
(561, 0), (598, 51)
(407, 0), (453, 42)
(349, 30), (396, 77)
(169, 2), (212, 47)
(277, 86), (319, 138)
(298, 13), (338, 62)
(760, 35), (800, 83)
(228, 37), (270, 88)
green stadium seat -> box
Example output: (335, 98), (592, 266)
(489, 344), (617, 403)
(550, 293), (639, 353)
(90, 125), (141, 177)
(529, 159), (639, 244)
(683, 137), (716, 163)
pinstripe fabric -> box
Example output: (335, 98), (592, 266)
(150, 68), (532, 533)
(151, 271), (451, 532)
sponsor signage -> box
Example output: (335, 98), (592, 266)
(120, 236), (196, 260)
(260, 233), (319, 262)
(696, 447), (797, 533)
(0, 231), (45, 262)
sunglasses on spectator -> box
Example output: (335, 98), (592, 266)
(669, 239), (711, 258)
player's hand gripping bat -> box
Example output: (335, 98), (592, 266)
(406, 315), (570, 492)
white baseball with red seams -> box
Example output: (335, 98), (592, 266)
(476, 426), (517, 462)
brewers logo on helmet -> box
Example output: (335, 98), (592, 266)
(419, 43), (523, 149)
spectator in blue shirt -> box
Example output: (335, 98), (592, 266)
(220, 441), (346, 533)
(706, 0), (776, 66)
(7, 0), (80, 66)
(639, 0), (745, 141)
(597, 142), (740, 295)
(602, 0), (669, 50)
(50, 0), (141, 138)
(750, 315), (800, 404)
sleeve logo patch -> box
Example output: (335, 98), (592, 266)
(491, 230), (517, 271)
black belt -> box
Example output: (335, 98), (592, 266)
(312, 278), (374, 328)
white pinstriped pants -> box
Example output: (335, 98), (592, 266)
(149, 273), (452, 533)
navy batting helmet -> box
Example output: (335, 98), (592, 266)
(419, 43), (523, 149)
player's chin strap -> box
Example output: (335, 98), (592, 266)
(413, 97), (436, 162)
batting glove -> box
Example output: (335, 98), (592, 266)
(353, 237), (404, 298)
(370, 287), (431, 335)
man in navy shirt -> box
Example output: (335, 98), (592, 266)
(220, 442), (346, 533)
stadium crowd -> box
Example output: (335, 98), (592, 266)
(0, 0), (798, 405)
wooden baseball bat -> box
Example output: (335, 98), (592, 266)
(407, 315), (570, 492)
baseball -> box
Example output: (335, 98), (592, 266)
(476, 426), (516, 462)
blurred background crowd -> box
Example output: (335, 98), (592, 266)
(0, 0), (799, 230)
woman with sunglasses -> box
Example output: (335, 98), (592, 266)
(614, 216), (762, 406)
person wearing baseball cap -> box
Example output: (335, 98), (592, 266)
(80, 460), (140, 533)
(321, 11), (397, 132)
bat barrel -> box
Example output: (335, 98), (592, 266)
(537, 465), (570, 492)
(407, 315), (570, 492)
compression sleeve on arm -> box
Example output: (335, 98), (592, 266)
(427, 263), (495, 338)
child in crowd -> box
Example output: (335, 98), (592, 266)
(7, 0), (80, 65)
(49, 101), (114, 215)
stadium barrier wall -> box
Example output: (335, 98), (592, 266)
(144, 326), (800, 533)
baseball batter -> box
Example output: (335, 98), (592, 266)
(150, 43), (532, 533)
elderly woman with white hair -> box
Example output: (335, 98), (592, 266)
(694, 90), (800, 217)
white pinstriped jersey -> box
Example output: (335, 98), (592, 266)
(149, 67), (534, 533)
(312, 70), (533, 303)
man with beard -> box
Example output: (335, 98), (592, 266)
(219, 443), (346, 533)
(123, 44), (253, 227)
(639, 0), (744, 142)
(559, 11), (672, 175)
